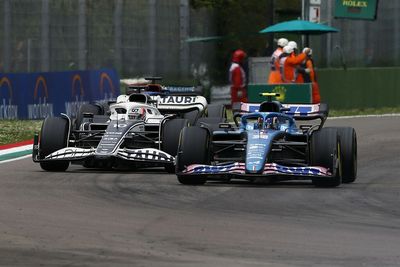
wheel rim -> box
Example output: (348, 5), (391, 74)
(337, 142), (342, 179)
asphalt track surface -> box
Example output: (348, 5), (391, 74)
(1, 117), (400, 267)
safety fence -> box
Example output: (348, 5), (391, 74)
(0, 0), (215, 79)
(312, 1), (400, 68)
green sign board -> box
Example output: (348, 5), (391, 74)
(334, 0), (378, 20)
(248, 83), (312, 104)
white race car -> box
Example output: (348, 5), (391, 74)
(32, 88), (219, 172)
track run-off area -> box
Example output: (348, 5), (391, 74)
(0, 116), (400, 266)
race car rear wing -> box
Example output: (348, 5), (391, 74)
(283, 103), (328, 120)
(115, 91), (208, 124)
(151, 94), (207, 112)
(239, 102), (329, 127)
(119, 93), (208, 114)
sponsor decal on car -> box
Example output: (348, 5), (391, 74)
(251, 133), (268, 139)
(96, 120), (138, 155)
(164, 86), (195, 93)
(160, 96), (197, 104)
(46, 148), (95, 159)
(118, 148), (174, 162)
(249, 144), (266, 150)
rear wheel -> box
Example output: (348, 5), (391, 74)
(161, 118), (189, 173)
(39, 117), (70, 171)
(207, 104), (226, 120)
(195, 117), (224, 132)
(310, 128), (342, 187)
(176, 126), (210, 185)
(74, 104), (102, 130)
(336, 127), (357, 183)
(182, 110), (200, 125)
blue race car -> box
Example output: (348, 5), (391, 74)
(175, 93), (357, 187)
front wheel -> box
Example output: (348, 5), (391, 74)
(207, 103), (226, 120)
(310, 128), (342, 187)
(39, 117), (70, 171)
(336, 127), (357, 183)
(176, 126), (210, 185)
(161, 118), (189, 173)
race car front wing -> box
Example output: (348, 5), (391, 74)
(179, 162), (333, 179)
(33, 147), (174, 164)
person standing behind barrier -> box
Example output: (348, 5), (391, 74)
(301, 48), (321, 103)
(278, 46), (290, 81)
(268, 38), (288, 84)
(281, 43), (310, 83)
(287, 41), (306, 83)
(229, 49), (248, 108)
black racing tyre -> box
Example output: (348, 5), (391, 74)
(183, 110), (199, 125)
(336, 127), (357, 183)
(161, 118), (189, 173)
(94, 101), (111, 115)
(74, 103), (102, 130)
(176, 126), (210, 185)
(207, 104), (226, 120)
(310, 128), (342, 187)
(39, 117), (70, 171)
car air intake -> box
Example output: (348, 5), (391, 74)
(129, 94), (148, 103)
(115, 108), (127, 114)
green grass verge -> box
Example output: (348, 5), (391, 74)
(0, 120), (42, 145)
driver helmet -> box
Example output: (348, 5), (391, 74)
(130, 107), (146, 120)
(253, 117), (263, 129)
(266, 117), (278, 129)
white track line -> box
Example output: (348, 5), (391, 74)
(329, 113), (400, 120)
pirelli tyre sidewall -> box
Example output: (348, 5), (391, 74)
(310, 128), (342, 187)
(176, 126), (210, 185)
(39, 117), (70, 171)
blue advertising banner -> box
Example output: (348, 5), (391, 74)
(0, 69), (120, 119)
